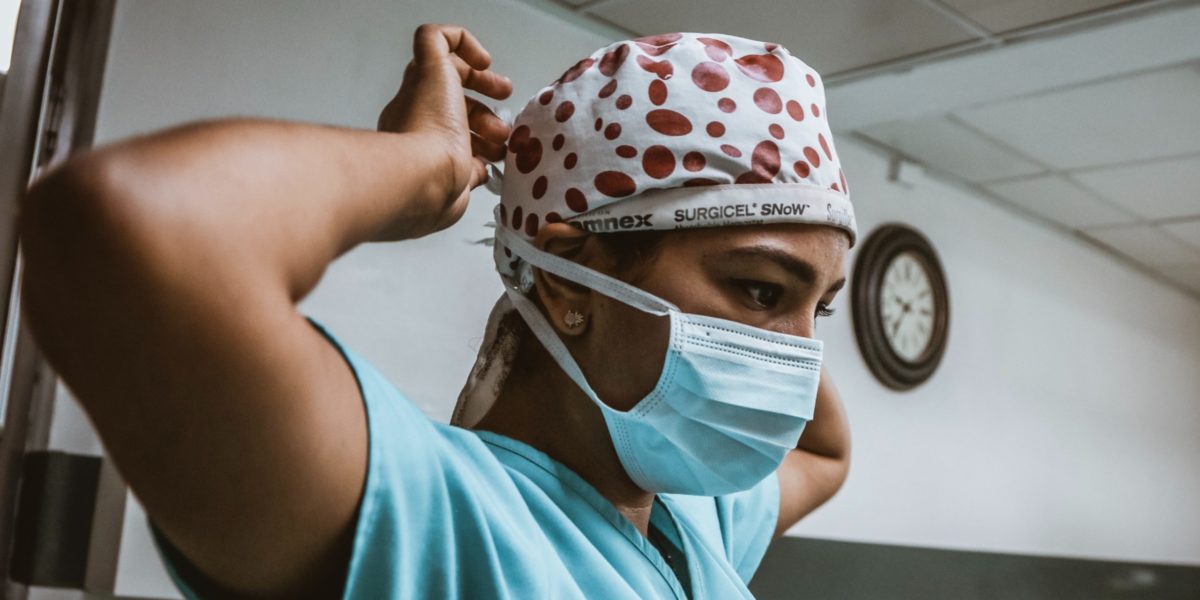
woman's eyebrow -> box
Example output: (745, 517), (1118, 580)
(721, 245), (846, 292)
(722, 246), (814, 281)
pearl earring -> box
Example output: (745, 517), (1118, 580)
(564, 310), (586, 328)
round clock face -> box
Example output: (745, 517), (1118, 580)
(850, 224), (949, 391)
(880, 251), (935, 363)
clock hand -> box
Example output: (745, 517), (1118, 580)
(890, 313), (905, 337)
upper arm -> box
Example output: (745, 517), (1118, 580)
(20, 160), (369, 597)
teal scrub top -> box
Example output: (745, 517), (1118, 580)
(148, 316), (781, 599)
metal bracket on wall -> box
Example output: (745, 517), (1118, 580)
(9, 451), (126, 591)
(0, 1), (118, 599)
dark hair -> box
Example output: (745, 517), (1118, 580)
(591, 229), (670, 285)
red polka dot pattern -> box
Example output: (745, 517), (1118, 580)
(565, 188), (588, 212)
(646, 109), (693, 135)
(636, 55), (674, 79)
(634, 33), (682, 56)
(557, 58), (594, 84)
(555, 102), (574, 122)
(734, 53), (784, 82)
(698, 37), (732, 61)
(786, 100), (805, 121)
(642, 145), (675, 179)
(493, 31), (857, 283)
(649, 79), (668, 105)
(692, 62), (730, 92)
(509, 125), (543, 174)
(753, 87), (782, 114)
(595, 171), (637, 197)
(599, 44), (630, 77)
(803, 146), (821, 167)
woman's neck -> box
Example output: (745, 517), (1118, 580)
(472, 349), (657, 536)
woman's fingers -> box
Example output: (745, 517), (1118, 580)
(413, 23), (490, 71)
(413, 24), (512, 100)
(470, 156), (489, 190)
(466, 97), (510, 145)
(448, 54), (513, 101)
(471, 131), (506, 163)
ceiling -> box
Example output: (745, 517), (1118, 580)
(517, 0), (1200, 300)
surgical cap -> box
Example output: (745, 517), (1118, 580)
(452, 31), (856, 427)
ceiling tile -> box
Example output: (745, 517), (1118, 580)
(1082, 224), (1200, 267)
(985, 175), (1135, 228)
(1071, 154), (1200, 220)
(1159, 264), (1200, 293)
(954, 64), (1200, 170)
(1161, 218), (1200, 250)
(585, 0), (976, 75)
(860, 115), (1043, 183)
(940, 0), (1136, 34)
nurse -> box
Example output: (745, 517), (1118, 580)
(20, 24), (853, 599)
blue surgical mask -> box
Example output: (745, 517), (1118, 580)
(494, 225), (824, 496)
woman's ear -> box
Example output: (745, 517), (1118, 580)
(530, 222), (598, 337)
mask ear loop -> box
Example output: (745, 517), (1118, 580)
(493, 213), (680, 317)
(492, 212), (680, 414)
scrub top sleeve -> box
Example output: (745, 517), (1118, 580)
(716, 469), (781, 584)
(147, 315), (482, 599)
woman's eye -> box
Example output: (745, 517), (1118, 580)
(816, 303), (836, 319)
(735, 279), (783, 309)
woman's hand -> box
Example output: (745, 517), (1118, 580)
(376, 23), (514, 239)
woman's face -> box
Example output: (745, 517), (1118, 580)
(552, 222), (849, 413)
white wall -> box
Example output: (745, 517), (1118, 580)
(41, 0), (1200, 596)
(788, 141), (1200, 566)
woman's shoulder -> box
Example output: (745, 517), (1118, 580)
(306, 315), (560, 596)
(302, 314), (506, 474)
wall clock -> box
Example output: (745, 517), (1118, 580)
(850, 223), (949, 391)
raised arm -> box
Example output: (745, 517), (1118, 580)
(18, 24), (511, 598)
(774, 365), (852, 538)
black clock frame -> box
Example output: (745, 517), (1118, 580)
(850, 223), (949, 391)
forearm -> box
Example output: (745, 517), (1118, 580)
(795, 365), (851, 462)
(774, 366), (851, 536)
(23, 118), (448, 300)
